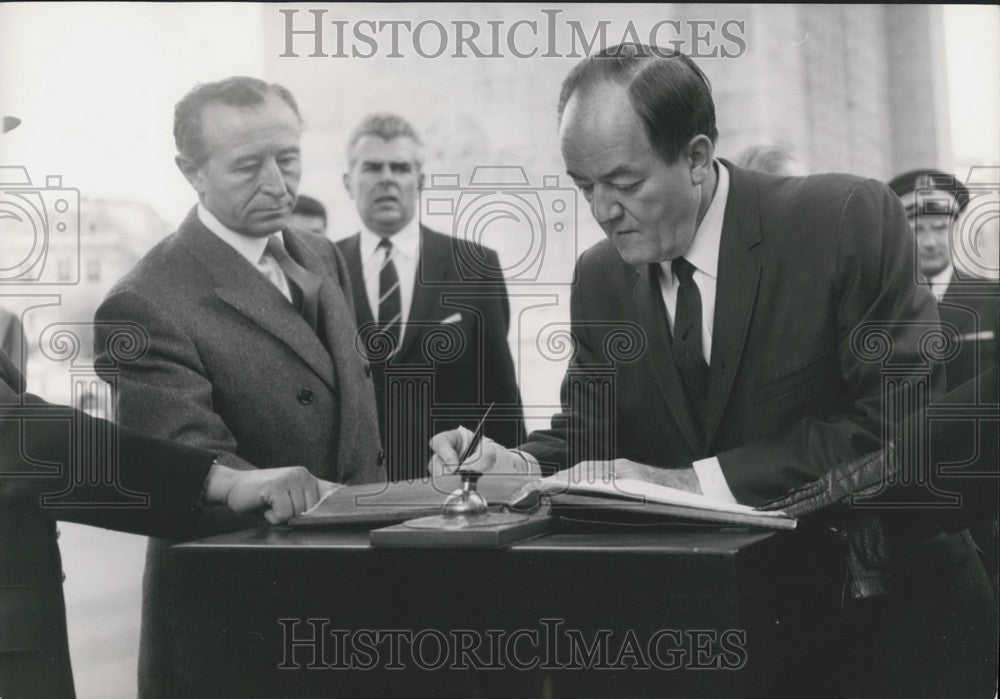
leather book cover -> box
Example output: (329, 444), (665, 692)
(288, 473), (535, 527)
(548, 493), (797, 530)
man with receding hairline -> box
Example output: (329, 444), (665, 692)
(93, 76), (383, 697)
(431, 45), (996, 696)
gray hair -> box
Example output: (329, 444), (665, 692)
(346, 113), (424, 168)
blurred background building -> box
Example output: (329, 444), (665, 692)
(1, 197), (171, 404)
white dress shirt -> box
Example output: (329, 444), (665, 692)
(656, 162), (737, 503)
(197, 204), (292, 302)
(360, 218), (420, 342)
(657, 162), (728, 359)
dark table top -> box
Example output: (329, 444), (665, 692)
(174, 522), (781, 555)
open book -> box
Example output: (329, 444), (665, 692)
(290, 470), (795, 530)
(527, 471), (796, 530)
(289, 473), (535, 527)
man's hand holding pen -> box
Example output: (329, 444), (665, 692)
(427, 426), (538, 478)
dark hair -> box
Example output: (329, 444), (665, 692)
(887, 169), (970, 212)
(346, 112), (423, 168)
(557, 43), (718, 164)
(292, 194), (326, 221)
(174, 76), (302, 165)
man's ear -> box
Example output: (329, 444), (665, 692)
(417, 170), (426, 191)
(342, 171), (353, 199)
(687, 135), (715, 185)
(176, 155), (204, 194)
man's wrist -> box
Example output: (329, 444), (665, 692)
(202, 459), (233, 505)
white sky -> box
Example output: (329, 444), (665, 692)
(944, 4), (1000, 168)
(0, 3), (997, 226)
(0, 3), (265, 224)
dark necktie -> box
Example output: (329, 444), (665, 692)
(265, 235), (321, 333)
(671, 256), (710, 429)
(377, 237), (402, 353)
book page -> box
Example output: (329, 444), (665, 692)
(538, 472), (793, 520)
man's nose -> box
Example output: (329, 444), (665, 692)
(915, 229), (939, 247)
(259, 158), (288, 196)
(377, 165), (398, 183)
(590, 186), (623, 225)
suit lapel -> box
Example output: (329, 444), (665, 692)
(397, 227), (448, 360)
(634, 264), (702, 454)
(287, 229), (376, 481)
(178, 212), (335, 390)
(704, 163), (763, 448)
(340, 233), (375, 326)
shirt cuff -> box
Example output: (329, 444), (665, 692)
(692, 457), (737, 503)
(199, 457), (227, 507)
(509, 449), (542, 477)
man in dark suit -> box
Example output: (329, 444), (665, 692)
(92, 77), (383, 697)
(431, 45), (995, 696)
(886, 169), (999, 393)
(887, 168), (1000, 596)
(0, 349), (333, 699)
(337, 113), (524, 481)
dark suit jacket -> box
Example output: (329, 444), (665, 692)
(936, 270), (1000, 586)
(937, 269), (999, 393)
(337, 226), (524, 481)
(0, 353), (215, 699)
(93, 208), (384, 697)
(519, 163), (996, 694)
(522, 163), (943, 507)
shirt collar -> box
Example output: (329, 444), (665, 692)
(660, 160), (729, 280)
(360, 216), (421, 262)
(928, 264), (954, 299)
(929, 264), (953, 287)
(197, 203), (283, 267)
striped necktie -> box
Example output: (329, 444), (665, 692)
(377, 237), (402, 352)
(264, 235), (321, 333)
